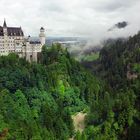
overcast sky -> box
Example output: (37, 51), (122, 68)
(0, 0), (140, 42)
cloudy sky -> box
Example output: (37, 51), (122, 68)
(0, 0), (140, 42)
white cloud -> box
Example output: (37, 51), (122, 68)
(0, 0), (140, 42)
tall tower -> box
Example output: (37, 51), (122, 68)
(3, 19), (7, 36)
(3, 19), (8, 55)
(39, 27), (46, 46)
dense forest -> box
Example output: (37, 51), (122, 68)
(0, 32), (140, 140)
(80, 32), (140, 140)
(0, 44), (102, 139)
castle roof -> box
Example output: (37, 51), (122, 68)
(0, 26), (24, 36)
(30, 41), (41, 44)
(0, 20), (24, 36)
(7, 27), (24, 36)
(40, 27), (44, 30)
(0, 26), (3, 36)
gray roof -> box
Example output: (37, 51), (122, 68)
(7, 27), (24, 36)
(30, 41), (41, 44)
(0, 26), (24, 36)
(0, 20), (24, 36)
(40, 27), (44, 30)
(0, 26), (3, 36)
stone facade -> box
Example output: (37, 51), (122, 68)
(0, 20), (45, 62)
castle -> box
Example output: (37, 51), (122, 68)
(0, 20), (46, 62)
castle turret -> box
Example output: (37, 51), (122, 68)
(3, 19), (8, 55)
(39, 27), (45, 46)
(3, 19), (7, 36)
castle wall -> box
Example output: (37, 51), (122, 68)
(0, 22), (45, 62)
(24, 43), (42, 62)
(0, 36), (24, 55)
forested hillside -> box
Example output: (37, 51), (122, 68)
(79, 32), (140, 140)
(0, 44), (102, 140)
(1, 31), (140, 140)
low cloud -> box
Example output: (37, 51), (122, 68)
(108, 21), (129, 31)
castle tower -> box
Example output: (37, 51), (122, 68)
(3, 19), (8, 55)
(39, 27), (45, 46)
(3, 19), (7, 36)
(25, 36), (32, 62)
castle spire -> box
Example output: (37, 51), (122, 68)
(3, 19), (7, 28)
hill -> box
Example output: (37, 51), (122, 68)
(1, 31), (140, 140)
(0, 44), (102, 140)
(80, 32), (140, 140)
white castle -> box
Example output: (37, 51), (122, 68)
(0, 20), (46, 62)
